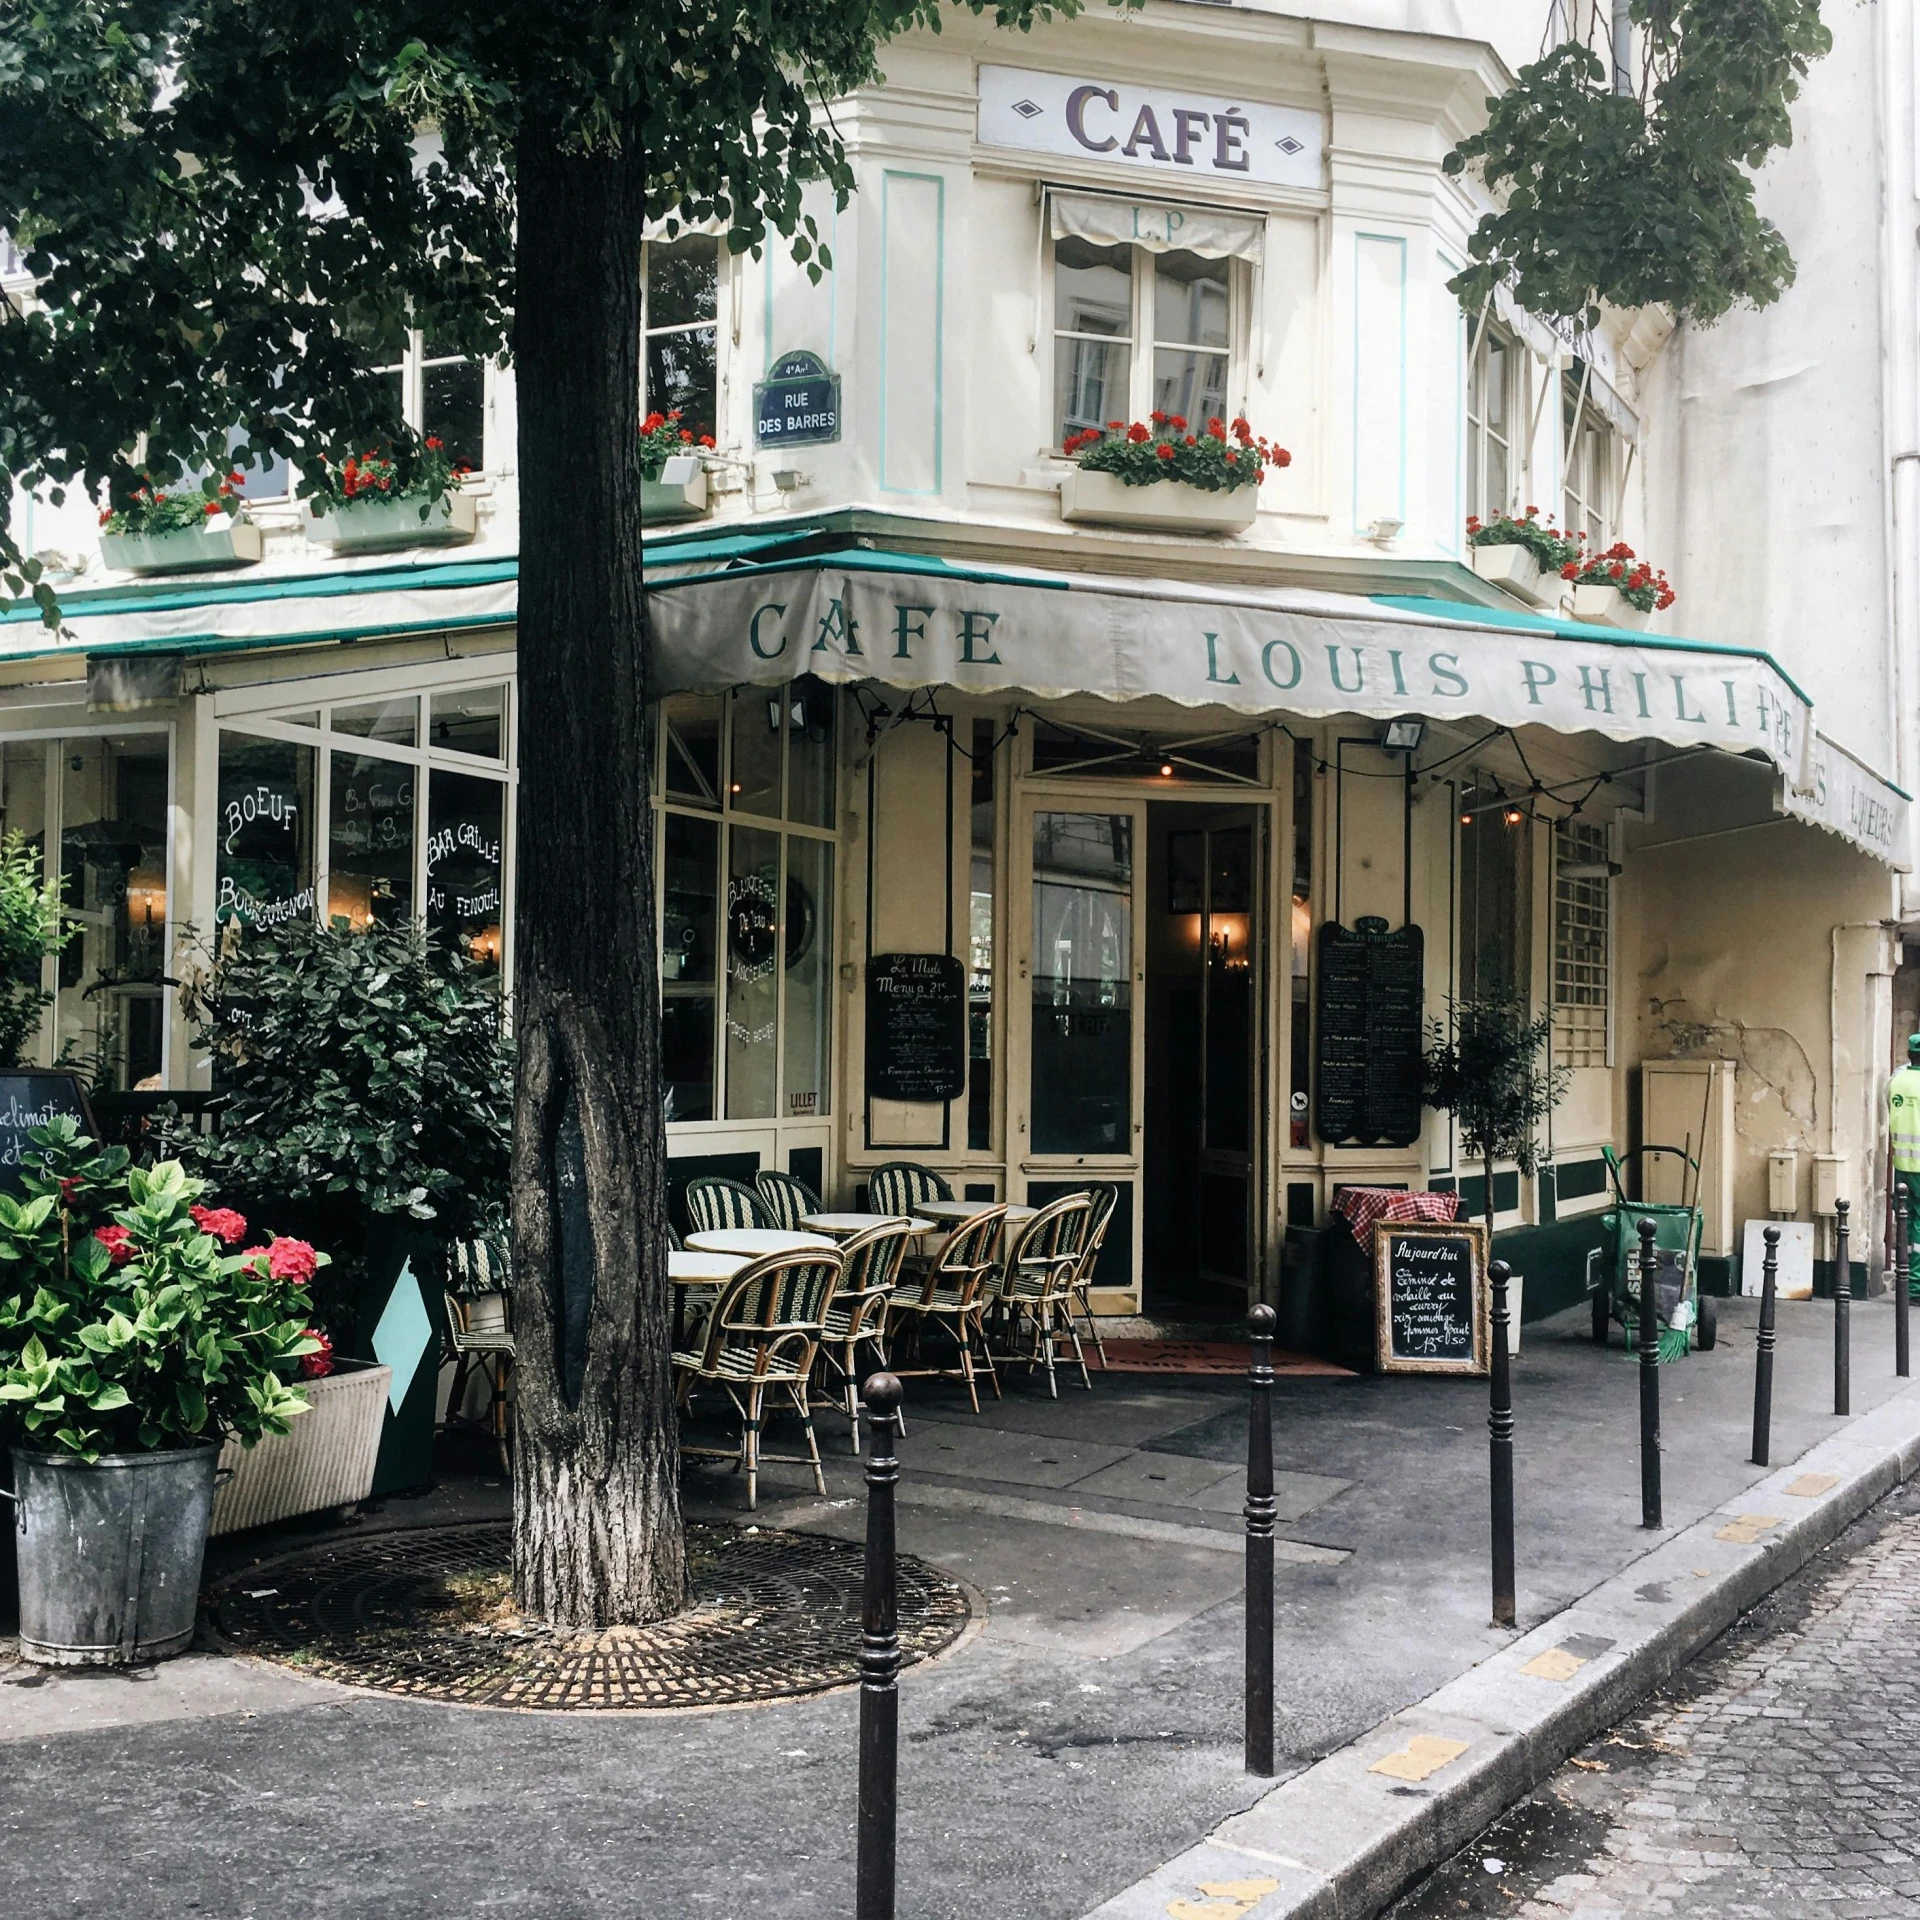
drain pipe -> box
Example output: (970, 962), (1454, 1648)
(1833, 920), (1899, 1281)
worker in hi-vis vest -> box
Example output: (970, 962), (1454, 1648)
(1891, 1034), (1920, 1298)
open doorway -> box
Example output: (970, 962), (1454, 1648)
(1143, 802), (1261, 1318)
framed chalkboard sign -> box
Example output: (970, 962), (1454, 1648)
(866, 954), (967, 1103)
(0, 1070), (99, 1192)
(1373, 1221), (1487, 1375)
(1315, 916), (1424, 1148)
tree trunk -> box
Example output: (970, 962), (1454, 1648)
(507, 120), (686, 1626)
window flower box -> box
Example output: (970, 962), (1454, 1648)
(1568, 582), (1654, 631)
(1563, 543), (1673, 631)
(1470, 542), (1554, 607)
(1465, 509), (1576, 608)
(642, 469), (710, 524)
(210, 1357), (392, 1535)
(1058, 412), (1279, 536)
(309, 489), (478, 552)
(1060, 468), (1257, 535)
(100, 516), (264, 575)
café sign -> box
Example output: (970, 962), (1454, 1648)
(754, 350), (841, 448)
(978, 65), (1322, 191)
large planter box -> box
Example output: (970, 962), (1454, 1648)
(308, 490), (478, 553)
(99, 518), (264, 575)
(1470, 541), (1555, 608)
(642, 471), (710, 525)
(210, 1358), (392, 1535)
(1059, 467), (1258, 535)
(1569, 581), (1653, 631)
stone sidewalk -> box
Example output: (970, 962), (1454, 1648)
(0, 1294), (1912, 1918)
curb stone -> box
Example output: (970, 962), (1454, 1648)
(1078, 1381), (1920, 1920)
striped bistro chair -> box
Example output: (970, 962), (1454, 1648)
(889, 1204), (1005, 1415)
(685, 1175), (772, 1236)
(756, 1168), (825, 1233)
(444, 1235), (515, 1471)
(814, 1218), (917, 1451)
(1065, 1184), (1117, 1370)
(995, 1192), (1096, 1396)
(866, 1162), (952, 1218)
(673, 1248), (844, 1509)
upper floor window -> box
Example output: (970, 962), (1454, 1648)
(1466, 323), (1517, 525)
(1562, 367), (1618, 550)
(643, 235), (719, 441)
(371, 326), (486, 473)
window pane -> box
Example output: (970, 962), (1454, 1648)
(0, 744), (47, 1060)
(426, 770), (505, 970)
(328, 751), (416, 930)
(1152, 348), (1229, 426)
(1485, 336), (1509, 435)
(663, 694), (723, 808)
(725, 825), (780, 1120)
(729, 688), (782, 818)
(429, 685), (506, 759)
(785, 678), (836, 828)
(1152, 250), (1229, 351)
(645, 328), (717, 441)
(1030, 811), (1132, 1155)
(662, 811), (720, 1123)
(1486, 433), (1509, 522)
(1289, 739), (1312, 1150)
(216, 732), (316, 930)
(1459, 788), (1529, 1004)
(1553, 820), (1609, 1071)
(59, 735), (170, 1091)
(423, 360), (485, 471)
(1056, 236), (1132, 337)
(782, 836), (832, 1119)
(646, 236), (719, 331)
(333, 697), (418, 747)
(1054, 335), (1131, 445)
(968, 720), (995, 1153)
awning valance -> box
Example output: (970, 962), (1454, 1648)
(1050, 190), (1262, 262)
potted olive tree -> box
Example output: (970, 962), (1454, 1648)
(0, 1122), (324, 1664)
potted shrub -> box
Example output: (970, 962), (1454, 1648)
(0, 1123), (326, 1664)
(306, 438), (478, 552)
(98, 470), (264, 574)
(642, 408), (715, 523)
(1058, 412), (1285, 534)
(1563, 541), (1676, 630)
(1465, 507), (1577, 607)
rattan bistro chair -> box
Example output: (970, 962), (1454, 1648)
(815, 1218), (917, 1450)
(889, 1204), (1005, 1415)
(996, 1192), (1095, 1396)
(1065, 1184), (1117, 1371)
(756, 1168), (825, 1233)
(866, 1161), (952, 1217)
(673, 1248), (844, 1509)
(685, 1176), (772, 1235)
(443, 1236), (515, 1471)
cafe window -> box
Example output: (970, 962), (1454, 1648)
(1553, 820), (1611, 1071)
(1459, 782), (1531, 1006)
(359, 317), (488, 474)
(643, 234), (720, 442)
(1466, 323), (1518, 525)
(654, 681), (838, 1128)
(1562, 368), (1618, 551)
(215, 679), (512, 973)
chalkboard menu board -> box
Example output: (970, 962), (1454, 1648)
(1315, 916), (1425, 1147)
(0, 1071), (98, 1192)
(1373, 1222), (1487, 1375)
(866, 954), (967, 1103)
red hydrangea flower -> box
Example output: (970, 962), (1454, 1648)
(190, 1204), (249, 1246)
(268, 1237), (320, 1285)
(94, 1224), (134, 1267)
(300, 1330), (335, 1381)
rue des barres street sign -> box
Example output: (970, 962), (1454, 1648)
(755, 351), (841, 449)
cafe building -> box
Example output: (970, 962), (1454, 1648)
(3, 3), (1912, 1325)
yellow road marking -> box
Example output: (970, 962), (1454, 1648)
(1519, 1647), (1587, 1682)
(1166, 1877), (1279, 1920)
(1784, 1473), (1838, 1498)
(1715, 1513), (1782, 1545)
(1369, 1734), (1470, 1781)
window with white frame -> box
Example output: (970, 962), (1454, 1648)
(1466, 322), (1518, 525)
(1552, 819), (1611, 1070)
(643, 234), (720, 440)
(366, 326), (487, 473)
(1562, 367), (1617, 551)
(1053, 237), (1235, 448)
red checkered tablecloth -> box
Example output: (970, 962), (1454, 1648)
(1330, 1186), (1460, 1243)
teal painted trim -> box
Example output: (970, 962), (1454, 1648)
(644, 547), (1070, 592)
(879, 171), (945, 498)
(1, 609), (517, 665)
(763, 246), (775, 375)
(641, 525), (829, 569)
(1367, 592), (1815, 708)
(1351, 231), (1408, 538)
(1490, 1212), (1612, 1321)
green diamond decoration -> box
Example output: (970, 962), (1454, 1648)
(371, 1257), (433, 1415)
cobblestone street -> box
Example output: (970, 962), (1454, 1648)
(1395, 1476), (1920, 1919)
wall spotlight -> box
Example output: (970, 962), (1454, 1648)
(1365, 516), (1404, 544)
(1380, 717), (1425, 754)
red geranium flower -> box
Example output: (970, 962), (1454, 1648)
(425, 436), (443, 450)
(1155, 442), (1176, 461)
(1271, 448), (1292, 467)
(1126, 423), (1150, 444)
(94, 1224), (134, 1267)
(1106, 419), (1124, 430)
(1169, 415), (1188, 433)
(1150, 410), (1168, 425)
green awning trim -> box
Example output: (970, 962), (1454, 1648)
(1368, 593), (1813, 709)
(641, 525), (828, 569)
(645, 547), (1071, 592)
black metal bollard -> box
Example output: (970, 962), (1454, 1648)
(1638, 1215), (1662, 1530)
(1897, 1184), (1911, 1380)
(1488, 1259), (1516, 1629)
(1244, 1304), (1276, 1777)
(1752, 1225), (1780, 1466)
(857, 1372), (904, 1920)
(1834, 1198), (1851, 1417)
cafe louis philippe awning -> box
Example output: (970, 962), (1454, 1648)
(643, 542), (1911, 871)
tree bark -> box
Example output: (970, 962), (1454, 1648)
(507, 120), (686, 1626)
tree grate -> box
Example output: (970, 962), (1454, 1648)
(209, 1520), (973, 1710)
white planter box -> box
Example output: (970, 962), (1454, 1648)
(308, 490), (477, 553)
(1059, 467), (1258, 535)
(99, 518), (264, 575)
(642, 472), (710, 525)
(1569, 581), (1653, 631)
(210, 1358), (391, 1535)
(1469, 542), (1555, 607)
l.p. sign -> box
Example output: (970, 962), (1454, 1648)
(978, 66), (1322, 191)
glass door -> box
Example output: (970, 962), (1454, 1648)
(1011, 800), (1147, 1303)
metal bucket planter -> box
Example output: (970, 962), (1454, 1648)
(11, 1444), (220, 1666)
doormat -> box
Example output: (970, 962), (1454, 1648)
(1094, 1340), (1354, 1378)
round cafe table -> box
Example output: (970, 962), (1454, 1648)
(683, 1227), (836, 1258)
(668, 1250), (747, 1286)
(800, 1211), (934, 1238)
(917, 1198), (1036, 1227)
